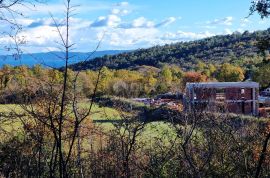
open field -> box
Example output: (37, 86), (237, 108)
(0, 103), (122, 139)
(0, 103), (177, 144)
(0, 103), (121, 120)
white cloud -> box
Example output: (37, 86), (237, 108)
(0, 36), (12, 44)
(27, 18), (59, 28)
(0, 15), (217, 53)
(25, 17), (91, 29)
(90, 15), (121, 28)
(132, 17), (155, 28)
(100, 27), (160, 48)
(224, 28), (233, 34)
(181, 31), (214, 39)
(201, 25), (217, 29)
(11, 2), (113, 17)
(111, 8), (130, 16)
(0, 16), (95, 54)
(240, 18), (251, 27)
(236, 28), (244, 33)
(0, 25), (62, 55)
(0, 1), (226, 53)
(16, 19), (35, 26)
(90, 15), (177, 29)
(155, 17), (176, 27)
(111, 8), (121, 15)
(0, 22), (223, 53)
(116, 2), (129, 7)
(258, 19), (269, 24)
(21, 26), (61, 45)
(206, 16), (233, 26)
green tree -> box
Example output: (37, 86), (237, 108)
(253, 63), (270, 88)
(208, 64), (217, 76)
(48, 69), (62, 84)
(156, 65), (173, 93)
(143, 73), (157, 96)
(195, 61), (207, 72)
(99, 67), (113, 94)
(250, 0), (270, 18)
(0, 65), (12, 88)
(216, 63), (245, 82)
(170, 65), (184, 81)
(32, 65), (44, 78)
(160, 65), (173, 85)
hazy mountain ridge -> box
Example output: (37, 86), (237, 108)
(0, 50), (129, 68)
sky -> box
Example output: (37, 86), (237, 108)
(0, 0), (270, 54)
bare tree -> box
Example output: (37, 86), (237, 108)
(3, 0), (104, 177)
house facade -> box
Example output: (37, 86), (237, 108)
(185, 82), (259, 116)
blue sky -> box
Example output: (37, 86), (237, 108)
(0, 0), (270, 54)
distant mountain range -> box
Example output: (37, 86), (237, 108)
(0, 50), (129, 68)
(70, 29), (270, 71)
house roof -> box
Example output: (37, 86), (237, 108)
(186, 82), (259, 89)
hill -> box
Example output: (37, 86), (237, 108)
(70, 29), (270, 71)
(0, 50), (128, 68)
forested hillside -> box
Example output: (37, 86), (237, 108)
(70, 29), (270, 71)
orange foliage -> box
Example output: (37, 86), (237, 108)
(182, 71), (208, 86)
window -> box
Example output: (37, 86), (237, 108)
(194, 93), (197, 100)
(241, 88), (245, 94)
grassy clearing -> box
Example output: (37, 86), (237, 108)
(0, 104), (23, 113)
(0, 103), (178, 147)
(0, 103), (121, 120)
(139, 122), (178, 146)
(78, 103), (122, 120)
(94, 121), (178, 146)
(0, 105), (24, 134)
(0, 103), (121, 138)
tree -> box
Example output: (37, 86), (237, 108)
(196, 61), (217, 78)
(253, 63), (270, 88)
(250, 1), (270, 177)
(98, 66), (113, 94)
(250, 0), (270, 18)
(170, 65), (184, 92)
(156, 65), (173, 93)
(113, 80), (128, 97)
(143, 72), (157, 96)
(0, 65), (11, 89)
(9, 1), (104, 177)
(182, 71), (208, 87)
(216, 63), (245, 82)
(195, 61), (207, 72)
(160, 65), (173, 85)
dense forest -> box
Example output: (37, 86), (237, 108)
(70, 29), (270, 71)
